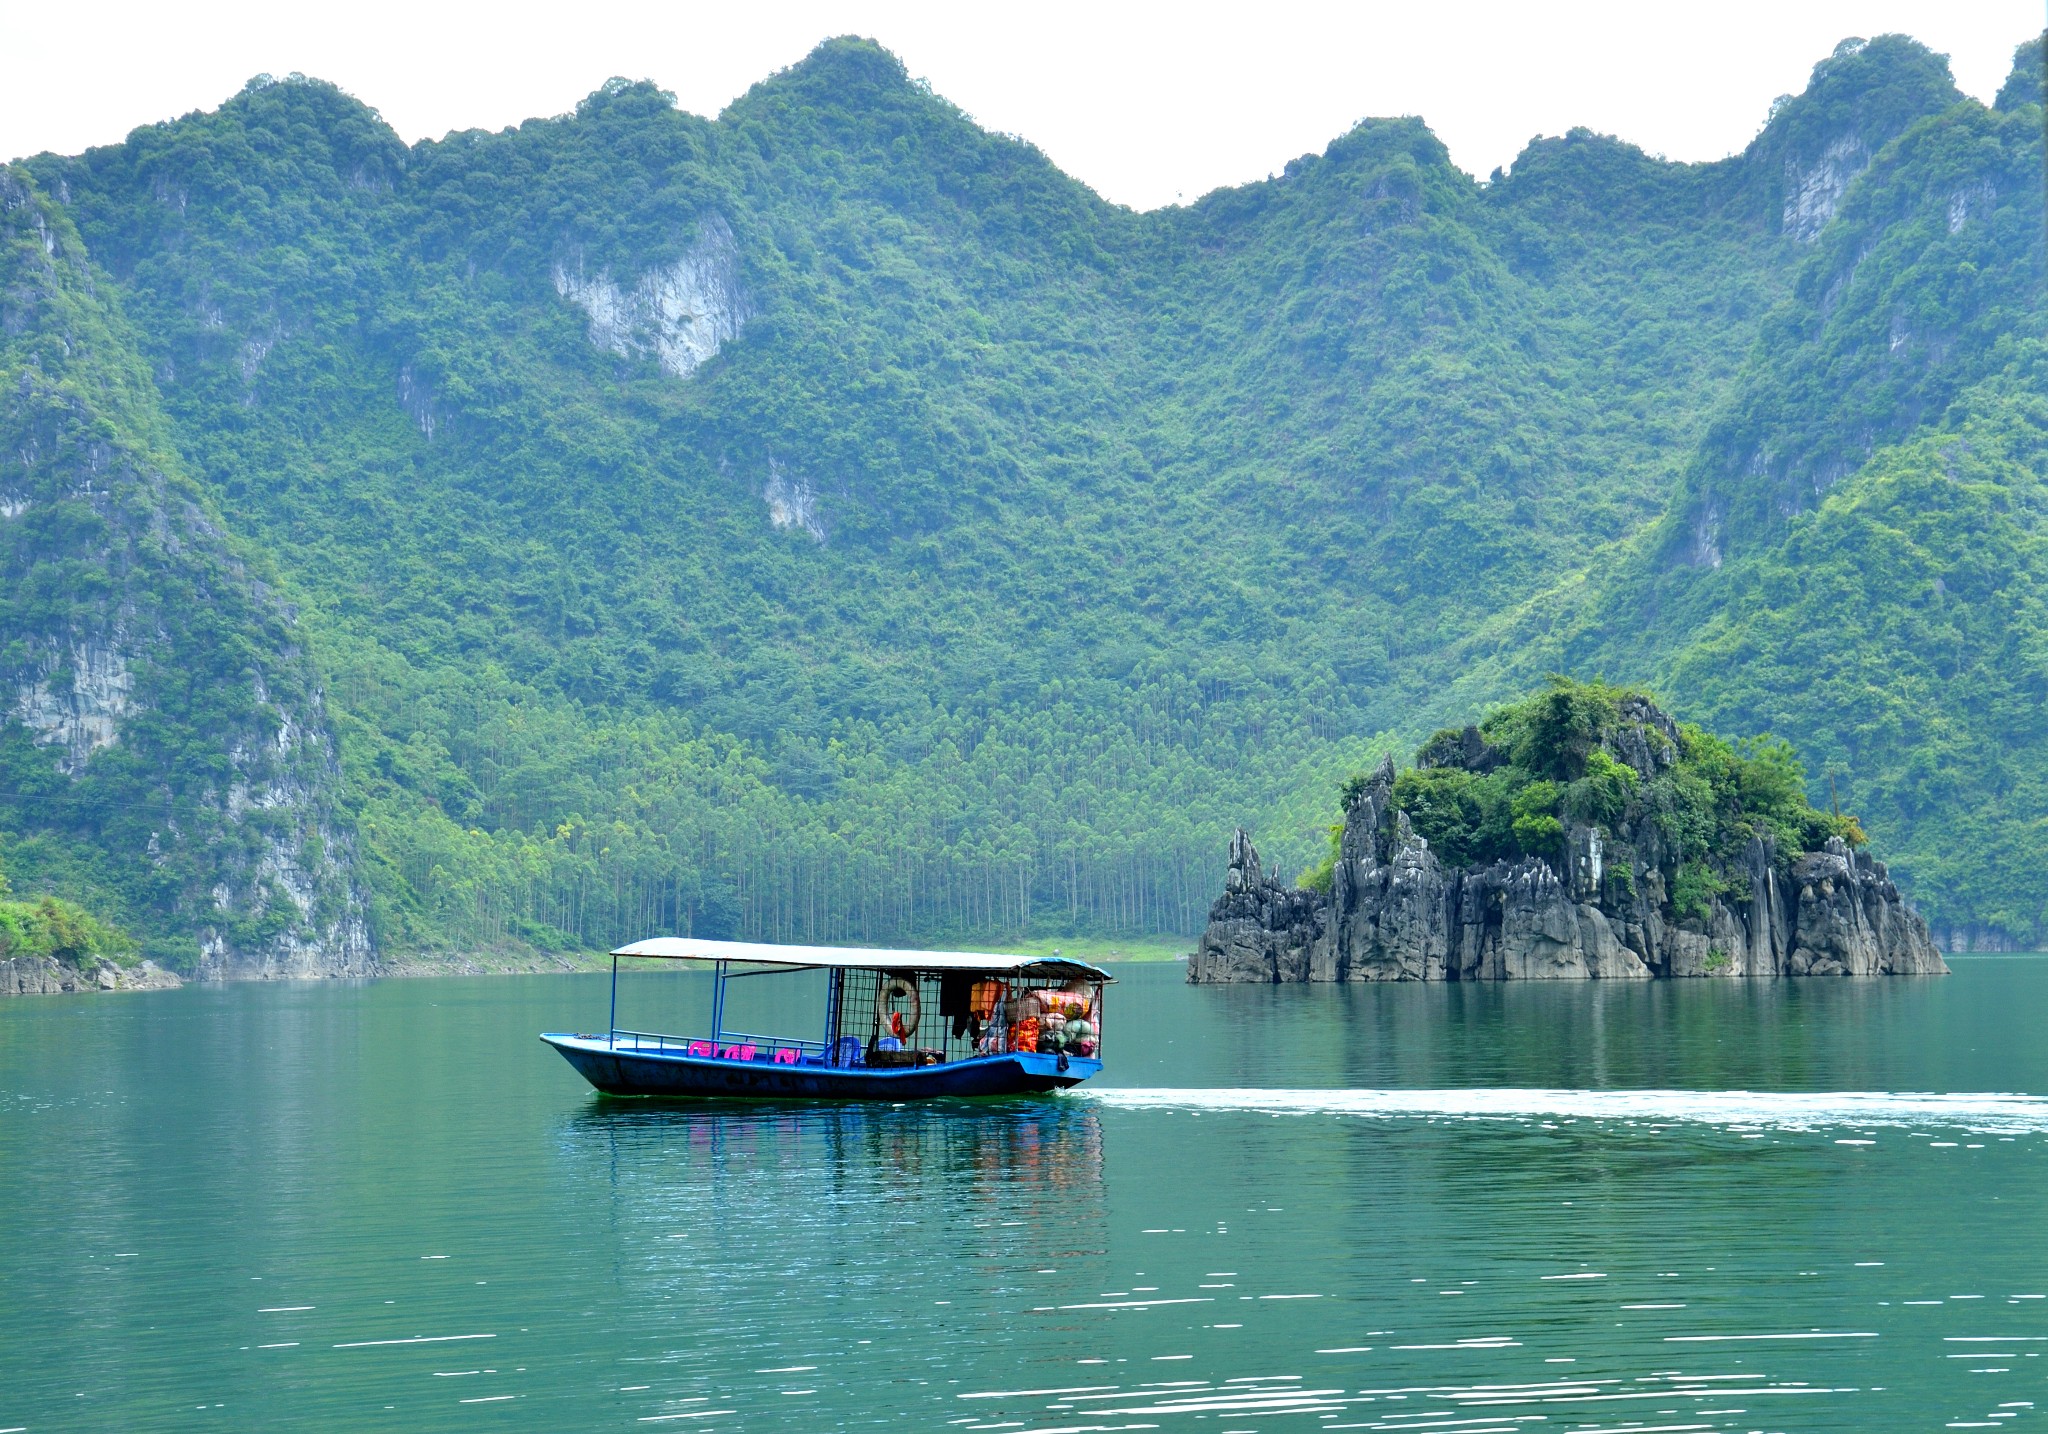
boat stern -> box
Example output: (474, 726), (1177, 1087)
(1007, 1050), (1102, 1089)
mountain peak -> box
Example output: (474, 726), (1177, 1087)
(1995, 32), (2045, 111)
(574, 77), (684, 124)
(737, 35), (920, 114)
(1748, 34), (1962, 241)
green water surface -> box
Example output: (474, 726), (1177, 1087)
(2, 960), (2045, 1432)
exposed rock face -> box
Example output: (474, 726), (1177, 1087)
(553, 213), (752, 379)
(1199, 830), (1326, 983)
(13, 637), (134, 773)
(397, 363), (438, 438)
(762, 457), (826, 543)
(1, 955), (182, 996)
(1929, 923), (2022, 954)
(1784, 840), (1947, 976)
(1192, 755), (1947, 985)
(1782, 132), (1869, 243)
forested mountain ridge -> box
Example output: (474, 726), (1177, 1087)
(3, 31), (2042, 969)
(1454, 36), (2047, 946)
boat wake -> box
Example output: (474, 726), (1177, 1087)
(1087, 1086), (2048, 1133)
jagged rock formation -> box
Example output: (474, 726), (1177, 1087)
(1195, 830), (1328, 983)
(1194, 693), (1948, 983)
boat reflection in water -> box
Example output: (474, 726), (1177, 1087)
(543, 939), (1112, 1099)
(557, 1100), (1109, 1309)
(563, 1099), (1106, 1204)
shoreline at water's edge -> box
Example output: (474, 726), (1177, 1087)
(0, 940), (1200, 995)
(374, 950), (612, 977)
(1, 955), (184, 996)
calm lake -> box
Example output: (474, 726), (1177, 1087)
(3, 959), (2046, 1433)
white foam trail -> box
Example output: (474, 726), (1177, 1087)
(1087, 1087), (2048, 1133)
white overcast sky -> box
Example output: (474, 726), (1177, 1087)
(3, 2), (2039, 210)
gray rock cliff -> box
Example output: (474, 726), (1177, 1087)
(1193, 735), (1946, 985)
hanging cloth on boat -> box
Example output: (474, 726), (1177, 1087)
(969, 980), (1001, 1020)
(939, 971), (977, 1040)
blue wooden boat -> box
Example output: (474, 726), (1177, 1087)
(541, 938), (1112, 1099)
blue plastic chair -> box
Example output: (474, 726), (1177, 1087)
(833, 1035), (864, 1067)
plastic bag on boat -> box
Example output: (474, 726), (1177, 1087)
(1031, 988), (1091, 1020)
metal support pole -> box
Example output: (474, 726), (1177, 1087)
(711, 959), (727, 1045)
(609, 954), (618, 1048)
(825, 967), (843, 1062)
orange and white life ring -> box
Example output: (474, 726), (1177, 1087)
(883, 976), (921, 1040)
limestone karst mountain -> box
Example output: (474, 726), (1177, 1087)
(1, 30), (2041, 973)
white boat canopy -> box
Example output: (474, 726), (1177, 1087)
(608, 937), (1114, 982)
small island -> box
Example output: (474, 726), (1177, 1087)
(1193, 680), (1947, 983)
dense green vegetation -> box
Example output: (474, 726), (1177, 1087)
(1390, 679), (1860, 876)
(0, 896), (136, 969)
(2, 30), (2043, 962)
(0, 860), (136, 969)
(1522, 41), (2048, 943)
(1642, 367), (2048, 940)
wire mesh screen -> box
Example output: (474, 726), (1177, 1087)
(829, 970), (1104, 1068)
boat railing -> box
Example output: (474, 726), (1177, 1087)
(706, 1029), (830, 1056)
(606, 1028), (832, 1059)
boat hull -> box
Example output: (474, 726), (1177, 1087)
(541, 1034), (1101, 1099)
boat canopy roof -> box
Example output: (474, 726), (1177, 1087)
(608, 937), (1114, 982)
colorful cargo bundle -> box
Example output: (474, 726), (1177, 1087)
(1002, 980), (1100, 1058)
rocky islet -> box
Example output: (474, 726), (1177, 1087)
(1193, 692), (1947, 983)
